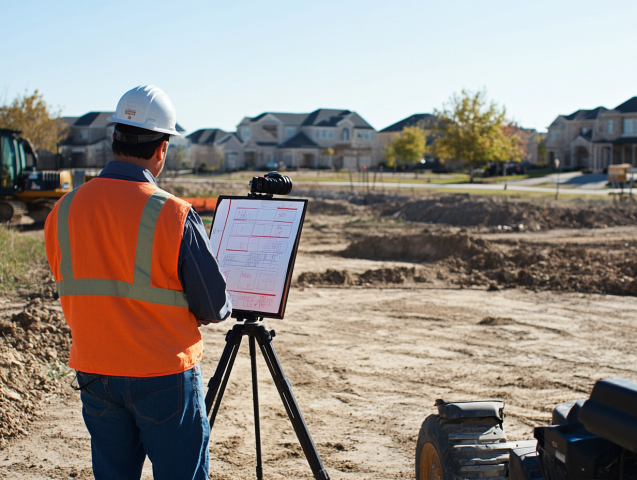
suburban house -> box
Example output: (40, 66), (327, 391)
(186, 128), (244, 170)
(546, 96), (637, 172)
(377, 113), (544, 168)
(377, 113), (438, 163)
(235, 109), (377, 170)
(58, 112), (185, 169)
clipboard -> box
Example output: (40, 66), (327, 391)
(209, 195), (308, 319)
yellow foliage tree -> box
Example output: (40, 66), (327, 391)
(384, 125), (428, 168)
(432, 89), (522, 182)
(0, 90), (68, 152)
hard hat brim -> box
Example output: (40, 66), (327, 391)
(107, 116), (181, 136)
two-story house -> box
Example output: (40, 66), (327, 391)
(235, 109), (377, 170)
(546, 97), (637, 172)
(590, 97), (637, 171)
(59, 112), (116, 168)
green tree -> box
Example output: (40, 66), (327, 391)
(384, 125), (428, 168)
(432, 89), (522, 182)
(0, 90), (67, 152)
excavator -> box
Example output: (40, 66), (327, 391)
(0, 128), (73, 224)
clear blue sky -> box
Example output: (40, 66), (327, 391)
(3, 0), (636, 134)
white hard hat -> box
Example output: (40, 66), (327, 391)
(108, 85), (180, 136)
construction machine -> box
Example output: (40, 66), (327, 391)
(0, 128), (73, 224)
(416, 377), (637, 480)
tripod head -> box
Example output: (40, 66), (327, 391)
(232, 313), (264, 324)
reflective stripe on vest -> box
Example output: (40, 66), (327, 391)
(56, 188), (189, 307)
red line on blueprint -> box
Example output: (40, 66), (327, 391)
(228, 290), (276, 297)
(277, 208), (297, 210)
(216, 200), (231, 258)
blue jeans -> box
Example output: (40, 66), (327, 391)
(77, 364), (210, 480)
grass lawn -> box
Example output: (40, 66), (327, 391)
(0, 226), (47, 293)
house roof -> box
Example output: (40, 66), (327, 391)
(248, 109), (375, 130)
(277, 132), (319, 149)
(563, 107), (607, 121)
(216, 133), (240, 146)
(73, 112), (115, 127)
(614, 97), (637, 113)
(301, 109), (374, 129)
(380, 113), (437, 132)
(250, 112), (309, 126)
(186, 128), (228, 144)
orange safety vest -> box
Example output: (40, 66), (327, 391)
(44, 178), (202, 377)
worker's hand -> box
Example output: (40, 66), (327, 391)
(197, 318), (221, 327)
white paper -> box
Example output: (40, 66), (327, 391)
(209, 198), (305, 315)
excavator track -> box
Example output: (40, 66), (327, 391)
(0, 199), (29, 224)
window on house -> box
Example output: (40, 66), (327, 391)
(77, 129), (88, 141)
(285, 127), (296, 138)
(315, 129), (334, 139)
(624, 119), (636, 135)
(241, 127), (251, 141)
(224, 152), (238, 168)
(608, 120), (614, 134)
(356, 130), (374, 141)
(549, 131), (559, 141)
(342, 128), (350, 141)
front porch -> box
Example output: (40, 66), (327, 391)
(592, 140), (637, 173)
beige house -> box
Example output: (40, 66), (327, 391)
(546, 97), (637, 172)
(186, 129), (244, 170)
(235, 109), (377, 170)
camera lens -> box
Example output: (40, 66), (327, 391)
(250, 172), (293, 196)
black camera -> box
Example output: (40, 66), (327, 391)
(249, 171), (293, 196)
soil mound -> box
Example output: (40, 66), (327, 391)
(341, 231), (489, 262)
(383, 194), (637, 230)
(297, 267), (428, 286)
(341, 230), (637, 297)
(0, 298), (71, 449)
(307, 200), (361, 216)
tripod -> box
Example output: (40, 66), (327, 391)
(204, 316), (330, 480)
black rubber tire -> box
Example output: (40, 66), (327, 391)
(415, 414), (509, 480)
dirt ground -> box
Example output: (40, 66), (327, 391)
(2, 197), (637, 479)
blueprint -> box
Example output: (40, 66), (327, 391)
(209, 198), (305, 315)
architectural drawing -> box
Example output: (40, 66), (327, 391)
(209, 198), (305, 315)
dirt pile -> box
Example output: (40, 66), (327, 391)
(0, 298), (71, 449)
(341, 230), (489, 263)
(297, 267), (428, 286)
(340, 230), (637, 296)
(306, 199), (363, 216)
(382, 194), (637, 229)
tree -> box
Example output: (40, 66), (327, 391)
(384, 125), (428, 168)
(0, 90), (68, 152)
(432, 89), (522, 182)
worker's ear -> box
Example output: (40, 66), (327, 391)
(154, 140), (169, 161)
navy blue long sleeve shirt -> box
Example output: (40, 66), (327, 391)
(99, 161), (232, 323)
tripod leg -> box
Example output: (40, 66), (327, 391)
(250, 336), (264, 480)
(205, 326), (243, 425)
(256, 329), (330, 480)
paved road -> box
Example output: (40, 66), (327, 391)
(296, 180), (622, 196)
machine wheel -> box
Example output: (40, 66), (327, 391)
(416, 414), (509, 480)
(0, 200), (28, 224)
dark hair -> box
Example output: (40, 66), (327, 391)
(112, 123), (170, 160)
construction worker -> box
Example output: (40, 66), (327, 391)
(44, 85), (231, 480)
